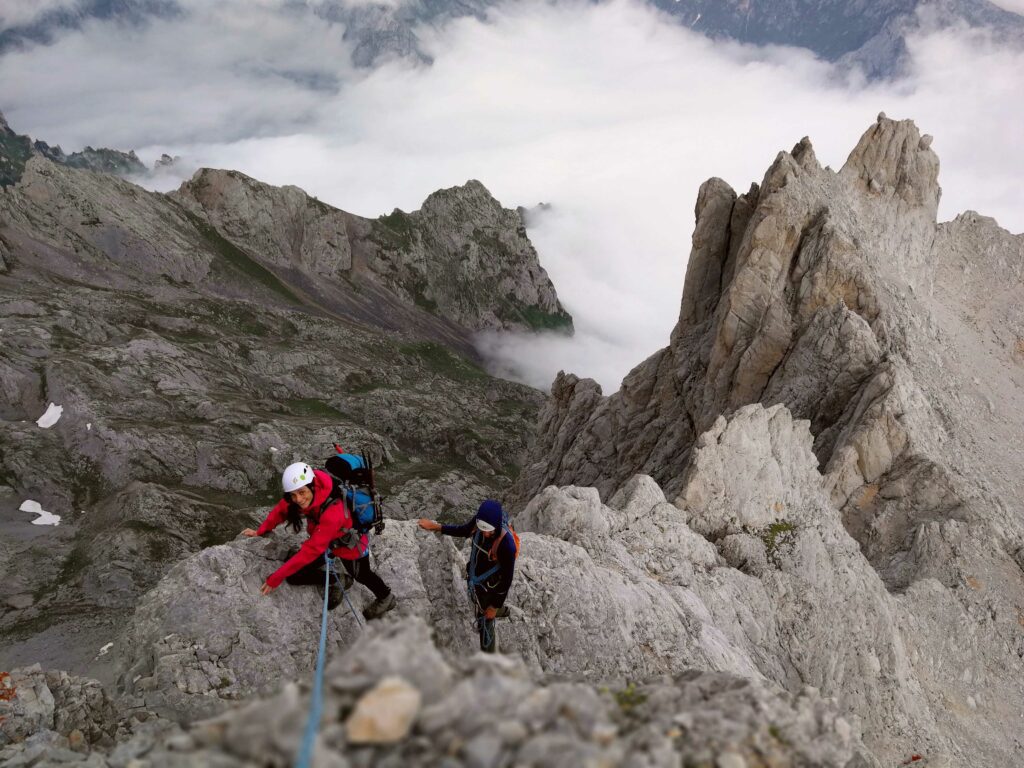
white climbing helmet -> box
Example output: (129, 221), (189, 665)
(282, 462), (314, 493)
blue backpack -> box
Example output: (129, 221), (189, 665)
(324, 448), (385, 535)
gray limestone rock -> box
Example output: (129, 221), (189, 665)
(514, 116), (1024, 764)
(0, 120), (550, 682)
(107, 619), (866, 768)
(173, 170), (572, 335)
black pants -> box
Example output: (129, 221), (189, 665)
(286, 553), (391, 601)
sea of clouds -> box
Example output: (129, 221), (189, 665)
(2, 0), (1022, 390)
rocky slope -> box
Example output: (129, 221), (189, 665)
(3, 619), (866, 768)
(175, 170), (570, 335)
(3, 113), (1024, 768)
(0, 115), (567, 681)
(512, 115), (1024, 761)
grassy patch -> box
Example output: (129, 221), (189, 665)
(399, 341), (488, 382)
(501, 297), (574, 333)
(518, 305), (574, 332)
(760, 521), (796, 558)
(372, 209), (416, 253)
(411, 282), (438, 313)
(283, 397), (347, 420)
(184, 211), (302, 305)
(612, 682), (647, 714)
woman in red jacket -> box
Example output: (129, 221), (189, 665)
(241, 461), (396, 619)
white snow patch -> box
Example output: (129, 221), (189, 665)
(97, 642), (114, 657)
(86, 422), (92, 431)
(19, 500), (61, 526)
(269, 447), (279, 452)
(36, 403), (63, 428)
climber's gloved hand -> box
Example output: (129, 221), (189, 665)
(418, 519), (442, 532)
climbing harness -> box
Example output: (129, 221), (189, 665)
(295, 552), (362, 768)
(466, 531), (503, 604)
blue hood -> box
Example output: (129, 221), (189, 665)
(476, 499), (504, 530)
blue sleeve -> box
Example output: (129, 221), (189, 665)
(440, 517), (477, 538)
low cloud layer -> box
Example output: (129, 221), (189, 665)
(1, 0), (1022, 392)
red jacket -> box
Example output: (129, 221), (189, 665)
(257, 469), (369, 588)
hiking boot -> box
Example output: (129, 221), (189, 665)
(362, 592), (396, 620)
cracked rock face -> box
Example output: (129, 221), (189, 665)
(174, 170), (572, 335)
(4, 111), (1024, 768)
(514, 115), (1024, 764)
(0, 117), (558, 680)
(2, 620), (868, 768)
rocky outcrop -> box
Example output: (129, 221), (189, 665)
(103, 402), (1024, 764)
(515, 116), (1024, 572)
(1, 111), (147, 189)
(0, 665), (119, 749)
(2, 620), (866, 768)
(33, 141), (147, 177)
(514, 116), (1024, 763)
(175, 170), (572, 334)
(0, 117), (553, 680)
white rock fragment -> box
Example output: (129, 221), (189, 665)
(269, 447), (278, 452)
(36, 403), (63, 428)
(346, 676), (422, 745)
(87, 422), (92, 431)
(97, 642), (114, 657)
(20, 500), (61, 526)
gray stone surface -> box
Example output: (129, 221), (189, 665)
(514, 116), (1024, 764)
(2, 620), (869, 767)
(4, 109), (1024, 768)
(174, 170), (571, 335)
(0, 119), (557, 679)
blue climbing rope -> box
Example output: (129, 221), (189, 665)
(295, 552), (362, 768)
(477, 614), (495, 651)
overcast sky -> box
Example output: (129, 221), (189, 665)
(1, 0), (1022, 392)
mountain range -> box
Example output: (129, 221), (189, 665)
(2, 103), (1024, 766)
(2, 0), (1022, 78)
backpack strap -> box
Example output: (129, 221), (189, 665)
(467, 531), (502, 590)
(487, 526), (520, 561)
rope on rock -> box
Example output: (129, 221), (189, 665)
(295, 551), (362, 768)
(477, 614), (495, 652)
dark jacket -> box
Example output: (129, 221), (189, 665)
(441, 502), (517, 609)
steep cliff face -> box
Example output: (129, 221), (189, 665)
(516, 116), (1023, 542)
(0, 119), (564, 681)
(4, 111), (1024, 768)
(512, 114), (1024, 762)
(174, 170), (571, 334)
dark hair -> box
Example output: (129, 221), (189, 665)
(284, 482), (315, 533)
